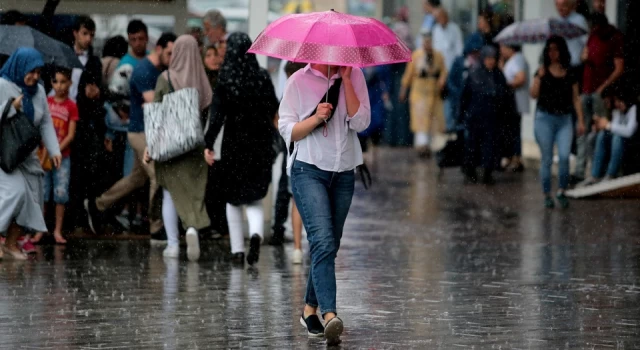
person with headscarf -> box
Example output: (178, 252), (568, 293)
(204, 33), (279, 266)
(0, 48), (61, 260)
(400, 32), (447, 158)
(147, 35), (213, 261)
(447, 32), (484, 132)
(459, 46), (514, 185)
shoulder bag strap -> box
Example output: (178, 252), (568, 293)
(166, 71), (175, 93)
(1, 98), (15, 125)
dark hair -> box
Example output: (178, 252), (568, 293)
(53, 66), (72, 80)
(127, 19), (148, 36)
(102, 35), (128, 58)
(156, 33), (177, 49)
(205, 45), (218, 55)
(590, 12), (609, 28)
(504, 44), (522, 52)
(0, 10), (27, 25)
(285, 61), (306, 77)
(608, 81), (637, 107)
(73, 16), (96, 32)
(427, 0), (441, 7)
(542, 36), (571, 69)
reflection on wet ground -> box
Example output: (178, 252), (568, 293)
(1, 148), (639, 349)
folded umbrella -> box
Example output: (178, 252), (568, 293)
(248, 9), (411, 68)
(493, 18), (588, 45)
(0, 25), (82, 69)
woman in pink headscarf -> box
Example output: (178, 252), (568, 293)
(149, 35), (213, 261)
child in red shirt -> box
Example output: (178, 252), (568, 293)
(33, 67), (78, 245)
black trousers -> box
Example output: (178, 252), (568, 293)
(272, 137), (291, 238)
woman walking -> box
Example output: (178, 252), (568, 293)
(204, 33), (279, 266)
(0, 48), (62, 260)
(148, 35), (213, 261)
(279, 61), (370, 344)
(530, 36), (585, 208)
(459, 46), (513, 185)
(400, 32), (447, 158)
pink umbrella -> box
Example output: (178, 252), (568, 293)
(248, 9), (412, 68)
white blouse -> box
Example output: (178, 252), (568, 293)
(278, 64), (371, 173)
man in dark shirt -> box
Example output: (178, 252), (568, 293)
(574, 12), (624, 182)
(85, 33), (176, 243)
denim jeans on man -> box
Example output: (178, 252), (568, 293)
(291, 160), (355, 315)
(575, 93), (605, 177)
(535, 110), (574, 194)
(591, 130), (626, 178)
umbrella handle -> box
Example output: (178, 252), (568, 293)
(326, 64), (331, 103)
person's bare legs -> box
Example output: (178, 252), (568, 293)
(292, 201), (302, 251)
(53, 204), (67, 244)
(32, 206), (46, 243)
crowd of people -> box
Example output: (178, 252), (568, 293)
(392, 0), (637, 207)
(0, 10), (307, 265)
(1, 5), (372, 343)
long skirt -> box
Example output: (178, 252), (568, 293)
(0, 158), (47, 234)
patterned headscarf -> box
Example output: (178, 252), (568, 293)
(0, 47), (44, 121)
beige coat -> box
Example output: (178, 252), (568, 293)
(401, 49), (447, 134)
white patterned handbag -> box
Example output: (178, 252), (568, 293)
(144, 80), (204, 162)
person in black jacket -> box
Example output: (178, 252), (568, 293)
(66, 16), (106, 230)
(459, 46), (514, 185)
(204, 33), (279, 266)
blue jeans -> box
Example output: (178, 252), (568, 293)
(291, 160), (355, 315)
(575, 94), (605, 177)
(591, 130), (626, 178)
(44, 157), (71, 204)
(534, 110), (574, 194)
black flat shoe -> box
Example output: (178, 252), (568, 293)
(247, 234), (261, 266)
(230, 252), (245, 265)
(324, 317), (344, 346)
(299, 313), (324, 337)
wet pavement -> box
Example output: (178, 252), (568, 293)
(1, 148), (639, 349)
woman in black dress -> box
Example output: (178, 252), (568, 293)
(204, 33), (279, 266)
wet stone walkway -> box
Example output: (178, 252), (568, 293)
(1, 149), (639, 349)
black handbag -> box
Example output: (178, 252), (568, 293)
(0, 98), (42, 173)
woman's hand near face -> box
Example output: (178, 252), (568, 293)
(340, 66), (352, 82)
(204, 149), (215, 166)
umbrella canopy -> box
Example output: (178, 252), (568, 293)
(0, 25), (82, 69)
(493, 18), (588, 45)
(248, 10), (411, 67)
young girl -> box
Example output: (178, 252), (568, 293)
(279, 63), (370, 344)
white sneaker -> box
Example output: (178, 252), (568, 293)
(163, 245), (179, 259)
(186, 228), (200, 262)
(292, 249), (303, 265)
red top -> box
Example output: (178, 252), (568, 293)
(582, 26), (624, 94)
(47, 97), (79, 158)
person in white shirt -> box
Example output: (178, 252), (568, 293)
(500, 44), (530, 172)
(278, 63), (370, 344)
(432, 9), (463, 71)
(579, 89), (638, 186)
(556, 0), (588, 68)
(432, 9), (463, 136)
